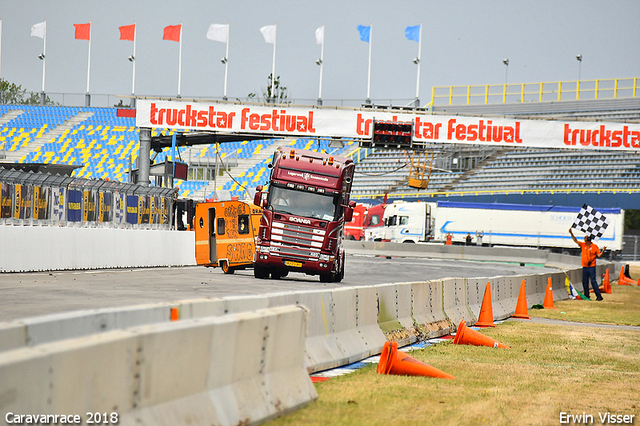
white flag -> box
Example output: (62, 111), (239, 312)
(315, 26), (324, 45)
(206, 23), (228, 43)
(260, 25), (276, 44)
(31, 21), (46, 39)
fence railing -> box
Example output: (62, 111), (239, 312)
(432, 77), (639, 106)
(0, 91), (420, 110)
(0, 168), (176, 229)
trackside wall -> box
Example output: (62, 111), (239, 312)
(0, 305), (316, 426)
(0, 226), (196, 272)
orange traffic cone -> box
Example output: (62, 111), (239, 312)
(618, 267), (633, 286)
(512, 279), (530, 319)
(475, 282), (496, 327)
(453, 320), (510, 349)
(377, 341), (455, 379)
(542, 277), (555, 309)
(599, 269), (612, 294)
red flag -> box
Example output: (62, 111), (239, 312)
(163, 24), (181, 42)
(119, 24), (135, 41)
(74, 22), (91, 40)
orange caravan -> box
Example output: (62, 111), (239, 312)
(194, 200), (262, 274)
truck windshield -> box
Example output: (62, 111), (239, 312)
(269, 186), (337, 221)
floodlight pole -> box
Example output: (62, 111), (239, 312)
(41, 20), (47, 105)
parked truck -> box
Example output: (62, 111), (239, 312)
(344, 203), (385, 241)
(253, 147), (355, 282)
(377, 200), (624, 252)
(373, 200), (434, 243)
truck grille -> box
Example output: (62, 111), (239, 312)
(271, 221), (325, 259)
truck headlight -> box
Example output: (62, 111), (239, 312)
(319, 254), (330, 261)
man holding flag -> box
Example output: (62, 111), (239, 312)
(569, 228), (605, 301)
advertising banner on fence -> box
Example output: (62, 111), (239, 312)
(136, 99), (640, 151)
(67, 190), (82, 222)
(126, 195), (139, 224)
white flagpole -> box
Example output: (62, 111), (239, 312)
(415, 23), (422, 101)
(366, 24), (372, 102)
(178, 23), (183, 97)
(318, 24), (325, 103)
(132, 22), (137, 96)
(223, 23), (229, 100)
(42, 20), (47, 93)
(271, 24), (277, 102)
(86, 21), (91, 94)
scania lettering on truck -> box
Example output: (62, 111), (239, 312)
(253, 147), (355, 282)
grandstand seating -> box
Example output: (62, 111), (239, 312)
(3, 104), (640, 202)
(0, 105), (358, 200)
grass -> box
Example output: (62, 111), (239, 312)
(270, 285), (640, 426)
(531, 283), (640, 326)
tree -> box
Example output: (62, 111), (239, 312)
(625, 210), (640, 232)
(0, 79), (27, 104)
(0, 78), (55, 105)
(248, 74), (289, 104)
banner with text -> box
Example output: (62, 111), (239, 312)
(136, 100), (640, 151)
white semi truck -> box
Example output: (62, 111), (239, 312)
(374, 200), (624, 252)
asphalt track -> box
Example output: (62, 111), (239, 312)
(0, 254), (555, 322)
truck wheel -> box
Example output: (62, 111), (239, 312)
(271, 270), (287, 279)
(221, 261), (234, 274)
(254, 265), (270, 279)
(319, 273), (334, 283)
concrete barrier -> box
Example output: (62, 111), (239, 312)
(0, 323), (25, 352)
(411, 280), (453, 338)
(442, 277), (475, 326)
(0, 305), (316, 426)
(17, 304), (171, 347)
(377, 283), (416, 346)
(343, 240), (550, 265)
(0, 226), (196, 273)
(491, 276), (515, 320)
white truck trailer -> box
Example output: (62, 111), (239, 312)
(376, 200), (624, 252)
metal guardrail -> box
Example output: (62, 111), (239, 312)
(1, 91), (419, 110)
(621, 235), (640, 261)
(0, 168), (175, 229)
(345, 146), (376, 163)
(432, 77), (639, 106)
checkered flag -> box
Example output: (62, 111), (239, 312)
(572, 204), (610, 241)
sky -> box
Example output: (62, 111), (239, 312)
(1, 0), (639, 107)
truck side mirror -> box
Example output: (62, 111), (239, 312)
(254, 185), (263, 207)
(344, 205), (354, 222)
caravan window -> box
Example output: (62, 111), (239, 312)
(238, 215), (250, 234)
(387, 215), (397, 227)
(399, 216), (409, 225)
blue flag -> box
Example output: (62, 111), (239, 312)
(405, 25), (421, 42)
(357, 25), (371, 42)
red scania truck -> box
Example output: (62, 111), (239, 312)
(253, 146), (355, 282)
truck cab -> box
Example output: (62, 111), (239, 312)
(253, 147), (355, 282)
(380, 201), (434, 243)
